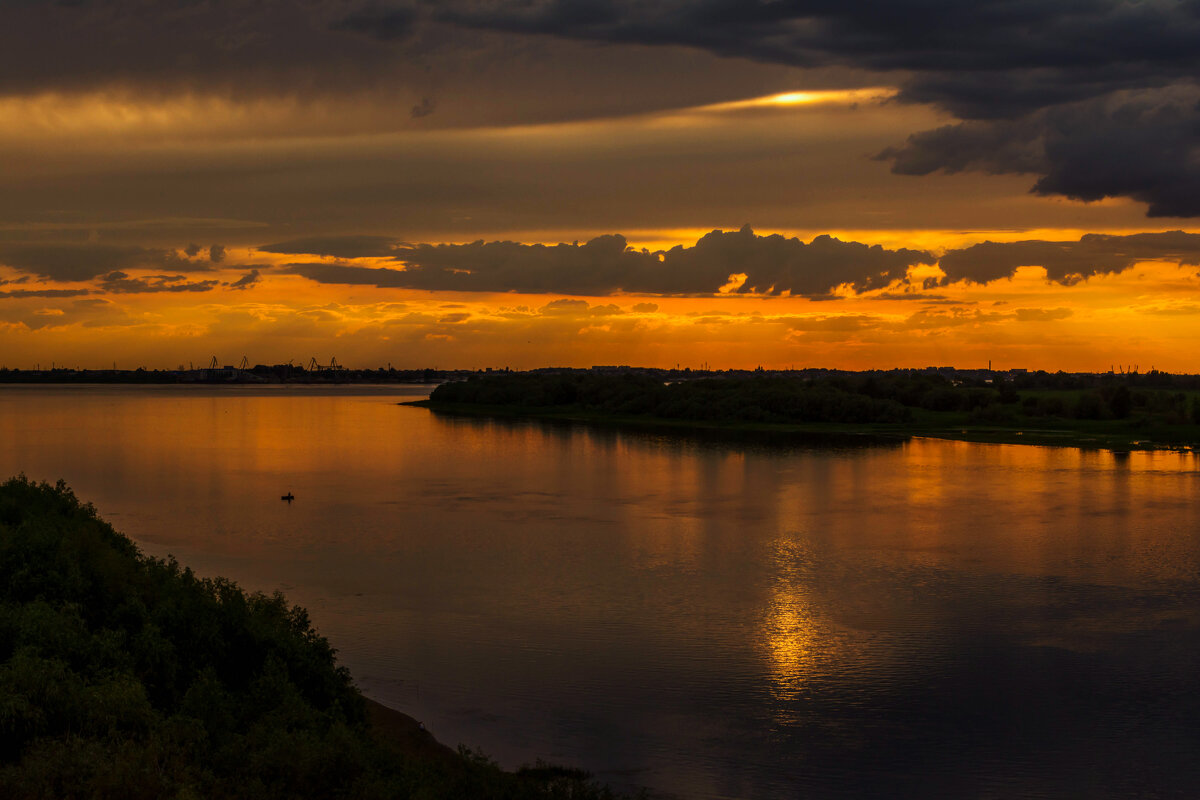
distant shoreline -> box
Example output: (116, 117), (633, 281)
(0, 368), (463, 385)
(404, 399), (1200, 453)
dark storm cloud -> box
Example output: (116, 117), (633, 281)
(938, 231), (1200, 285)
(390, 233), (656, 293)
(284, 262), (410, 288)
(329, 5), (418, 41)
(187, 244), (227, 262)
(227, 269), (261, 290)
(0, 0), (408, 96)
(258, 236), (403, 259)
(540, 298), (597, 314)
(0, 288), (91, 299)
(96, 272), (221, 294)
(279, 227), (1200, 295)
(885, 87), (1200, 217)
(4, 1), (1195, 122)
(430, 0), (1200, 217)
(283, 226), (934, 297)
(436, 1), (1200, 118)
(8, 1), (1200, 216)
(648, 227), (932, 296)
(539, 298), (623, 316)
(11, 0), (1191, 124)
(0, 244), (213, 282)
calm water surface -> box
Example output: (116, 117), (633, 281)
(3, 384), (1200, 799)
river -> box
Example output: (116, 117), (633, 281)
(3, 384), (1199, 798)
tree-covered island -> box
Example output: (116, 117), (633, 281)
(0, 477), (618, 800)
(409, 368), (1200, 451)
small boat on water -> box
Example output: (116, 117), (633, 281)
(281, 492), (294, 502)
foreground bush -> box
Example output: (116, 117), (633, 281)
(0, 476), (616, 800)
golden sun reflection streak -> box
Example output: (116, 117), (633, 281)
(762, 539), (820, 713)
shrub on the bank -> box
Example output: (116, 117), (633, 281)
(0, 476), (617, 800)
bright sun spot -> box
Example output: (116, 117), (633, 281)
(698, 87), (898, 114)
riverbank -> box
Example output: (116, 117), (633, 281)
(0, 476), (619, 799)
(362, 698), (461, 766)
(405, 399), (1200, 452)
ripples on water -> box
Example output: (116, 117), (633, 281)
(2, 384), (1199, 798)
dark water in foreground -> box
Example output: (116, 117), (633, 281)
(4, 384), (1200, 799)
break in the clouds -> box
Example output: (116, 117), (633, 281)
(282, 227), (935, 297)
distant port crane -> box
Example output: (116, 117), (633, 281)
(307, 357), (344, 372)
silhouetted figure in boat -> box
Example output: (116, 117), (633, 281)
(281, 492), (294, 502)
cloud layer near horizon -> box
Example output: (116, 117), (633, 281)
(266, 228), (1200, 297)
(8, 228), (1200, 300)
(7, 228), (1200, 374)
(275, 227), (935, 297)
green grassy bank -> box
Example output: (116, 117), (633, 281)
(0, 476), (618, 800)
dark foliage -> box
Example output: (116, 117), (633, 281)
(0, 477), (617, 800)
(432, 373), (913, 425)
(429, 370), (1200, 433)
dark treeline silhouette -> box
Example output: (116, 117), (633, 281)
(432, 372), (914, 424)
(0, 477), (619, 800)
(7, 362), (1200, 427)
(428, 369), (1200, 428)
(1005, 371), (1200, 423)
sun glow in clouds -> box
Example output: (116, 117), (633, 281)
(697, 87), (899, 114)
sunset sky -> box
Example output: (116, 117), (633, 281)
(4, 0), (1200, 371)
